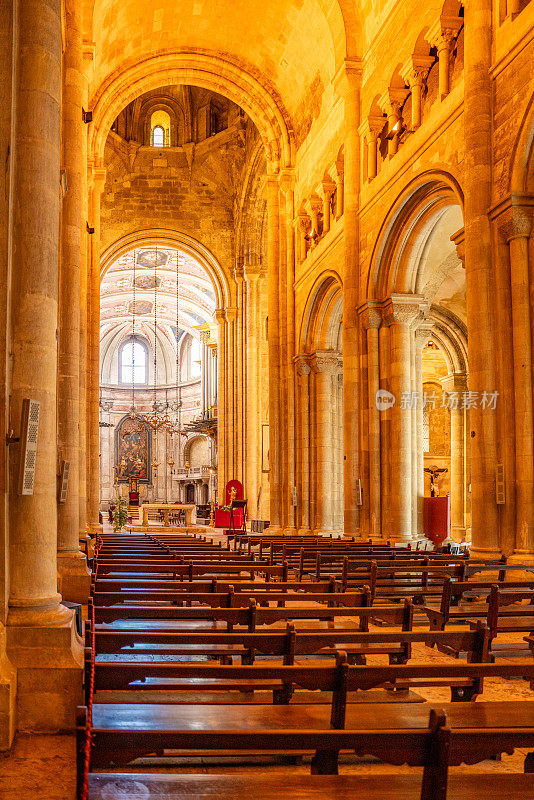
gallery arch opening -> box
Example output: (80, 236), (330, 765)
(99, 244), (218, 515)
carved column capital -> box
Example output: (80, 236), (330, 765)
(310, 350), (343, 375)
(295, 354), (312, 376)
(400, 55), (434, 89)
(358, 300), (382, 330)
(441, 371), (468, 394)
(495, 203), (533, 243)
(321, 179), (336, 201)
(215, 308), (226, 325)
(382, 294), (427, 327)
(414, 320), (435, 352)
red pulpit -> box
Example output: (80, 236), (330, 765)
(214, 508), (244, 528)
(423, 495), (451, 545)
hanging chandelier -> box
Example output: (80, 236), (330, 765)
(167, 251), (186, 441)
(139, 246), (172, 434)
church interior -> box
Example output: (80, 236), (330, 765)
(2, 0), (534, 797)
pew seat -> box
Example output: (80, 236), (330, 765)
(87, 772), (534, 800)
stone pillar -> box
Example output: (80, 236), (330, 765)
(296, 356), (312, 534)
(296, 212), (310, 263)
(225, 306), (237, 481)
(358, 302), (383, 540)
(0, 0), (17, 750)
(441, 372), (468, 542)
(87, 166), (106, 529)
(7, 0), (83, 731)
(215, 308), (226, 502)
(266, 174), (282, 533)
(281, 171), (297, 533)
(335, 61), (362, 537)
(382, 295), (424, 541)
(414, 323), (434, 541)
(499, 206), (534, 558)
(463, 0), (500, 558)
(321, 179), (335, 234)
(362, 117), (384, 181)
(245, 266), (264, 519)
(401, 57), (433, 130)
(311, 352), (341, 534)
(332, 160), (344, 219)
(57, 0), (90, 602)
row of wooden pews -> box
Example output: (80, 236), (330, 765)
(78, 530), (534, 799)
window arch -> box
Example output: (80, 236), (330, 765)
(150, 110), (171, 147)
(119, 338), (148, 385)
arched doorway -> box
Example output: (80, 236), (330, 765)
(297, 275), (344, 535)
(367, 176), (468, 543)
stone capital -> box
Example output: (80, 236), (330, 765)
(225, 306), (238, 323)
(491, 195), (534, 243)
(278, 168), (295, 196)
(379, 86), (410, 118)
(441, 371), (468, 393)
(450, 227), (465, 267)
(310, 350), (343, 375)
(295, 211), (311, 233)
(214, 308), (226, 324)
(427, 16), (462, 49)
(400, 55), (434, 88)
(414, 320), (435, 351)
(359, 114), (386, 142)
(333, 59), (362, 100)
(382, 294), (427, 327)
(245, 263), (265, 282)
(320, 178), (336, 200)
(358, 300), (382, 330)
(89, 165), (107, 193)
(295, 354), (312, 376)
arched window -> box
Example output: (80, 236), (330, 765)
(150, 110), (171, 147)
(152, 125), (165, 147)
(120, 339), (148, 385)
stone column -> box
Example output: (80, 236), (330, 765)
(362, 117), (384, 181)
(321, 179), (335, 234)
(296, 212), (310, 263)
(499, 206), (534, 558)
(441, 372), (468, 542)
(226, 306), (237, 480)
(428, 16), (461, 101)
(0, 0), (17, 750)
(358, 301), (383, 540)
(382, 295), (424, 541)
(311, 352), (341, 534)
(463, 0), (500, 558)
(414, 322), (434, 541)
(57, 0), (90, 602)
(296, 356), (312, 534)
(335, 61), (362, 537)
(87, 166), (106, 530)
(281, 170), (297, 534)
(332, 160), (344, 219)
(401, 57), (433, 130)
(215, 308), (226, 502)
(266, 174), (282, 533)
(245, 266), (264, 519)
(7, 0), (83, 731)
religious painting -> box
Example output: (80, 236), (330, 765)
(115, 415), (152, 483)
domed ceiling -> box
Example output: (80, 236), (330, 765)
(100, 245), (216, 364)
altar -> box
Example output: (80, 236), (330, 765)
(140, 503), (196, 526)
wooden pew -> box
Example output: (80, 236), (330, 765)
(424, 575), (534, 631)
